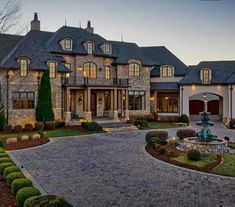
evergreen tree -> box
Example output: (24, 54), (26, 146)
(0, 84), (6, 130)
(36, 70), (54, 122)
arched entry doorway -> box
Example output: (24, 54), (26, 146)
(189, 93), (223, 121)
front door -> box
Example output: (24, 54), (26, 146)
(91, 93), (97, 116)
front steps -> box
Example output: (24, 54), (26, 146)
(99, 122), (138, 132)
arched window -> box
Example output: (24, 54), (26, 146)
(105, 66), (111, 79)
(161, 66), (173, 77)
(83, 62), (97, 79)
(129, 63), (140, 76)
(64, 38), (72, 50)
(49, 61), (56, 78)
(87, 42), (94, 54)
(20, 59), (29, 77)
(202, 69), (210, 84)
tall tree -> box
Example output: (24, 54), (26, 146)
(36, 70), (55, 122)
(0, 84), (6, 130)
(0, 0), (22, 34)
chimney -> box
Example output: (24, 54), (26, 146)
(85, 20), (94, 33)
(31, 12), (40, 31)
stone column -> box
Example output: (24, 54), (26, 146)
(109, 89), (114, 118)
(113, 89), (118, 119)
(83, 88), (92, 121)
(154, 91), (157, 112)
(125, 89), (129, 120)
(65, 88), (71, 123)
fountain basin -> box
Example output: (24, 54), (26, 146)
(184, 137), (228, 154)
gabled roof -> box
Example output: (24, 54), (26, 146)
(179, 61), (235, 84)
(141, 46), (187, 76)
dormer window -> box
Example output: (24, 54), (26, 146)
(161, 66), (173, 77)
(87, 42), (94, 54)
(19, 58), (29, 77)
(129, 63), (140, 76)
(201, 68), (211, 84)
(104, 43), (112, 54)
(48, 61), (56, 78)
(64, 38), (72, 50)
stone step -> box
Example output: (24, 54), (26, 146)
(103, 125), (138, 132)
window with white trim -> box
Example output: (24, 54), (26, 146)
(202, 69), (210, 84)
(64, 39), (72, 50)
(104, 43), (111, 54)
(161, 66), (173, 77)
(20, 59), (28, 77)
(87, 42), (94, 54)
(49, 61), (56, 78)
(129, 63), (140, 76)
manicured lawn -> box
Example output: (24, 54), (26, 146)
(147, 122), (182, 129)
(172, 154), (216, 168)
(228, 142), (235, 149)
(211, 153), (235, 177)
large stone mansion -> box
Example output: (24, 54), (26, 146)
(0, 13), (234, 126)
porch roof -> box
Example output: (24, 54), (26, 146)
(151, 82), (179, 90)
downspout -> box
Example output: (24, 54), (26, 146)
(180, 85), (184, 116)
(230, 85), (233, 120)
(61, 74), (64, 120)
(6, 70), (9, 125)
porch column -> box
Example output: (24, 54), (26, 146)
(65, 88), (71, 123)
(109, 90), (114, 118)
(125, 89), (129, 120)
(113, 89), (118, 119)
(83, 88), (92, 121)
(154, 91), (157, 112)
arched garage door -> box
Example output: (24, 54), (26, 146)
(208, 100), (219, 115)
(189, 100), (204, 115)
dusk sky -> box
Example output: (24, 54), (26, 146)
(17, 0), (235, 65)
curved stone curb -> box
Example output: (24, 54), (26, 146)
(143, 145), (235, 180)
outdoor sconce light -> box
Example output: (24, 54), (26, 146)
(66, 73), (70, 78)
(99, 97), (102, 104)
(78, 66), (82, 70)
(7, 70), (13, 78)
(150, 96), (154, 101)
(78, 97), (82, 105)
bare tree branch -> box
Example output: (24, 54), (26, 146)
(0, 0), (22, 34)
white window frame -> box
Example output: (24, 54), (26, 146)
(87, 42), (94, 54)
(104, 43), (111, 54)
(161, 65), (174, 77)
(64, 38), (72, 50)
(19, 58), (29, 77)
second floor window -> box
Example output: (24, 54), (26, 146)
(83, 62), (97, 79)
(104, 43), (111, 54)
(20, 59), (28, 77)
(202, 69), (210, 84)
(161, 66), (173, 77)
(129, 63), (140, 76)
(49, 62), (56, 78)
(64, 39), (72, 50)
(105, 66), (111, 79)
(87, 42), (93, 54)
(12, 92), (34, 109)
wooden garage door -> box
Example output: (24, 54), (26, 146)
(208, 100), (219, 115)
(189, 100), (204, 115)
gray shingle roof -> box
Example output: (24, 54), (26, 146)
(180, 61), (235, 84)
(141, 46), (187, 76)
(151, 82), (179, 90)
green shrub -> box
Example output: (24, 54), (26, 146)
(38, 130), (45, 138)
(168, 138), (180, 147)
(3, 165), (20, 178)
(35, 122), (44, 131)
(16, 187), (41, 206)
(158, 146), (167, 154)
(187, 149), (201, 161)
(134, 120), (148, 128)
(6, 171), (25, 185)
(11, 178), (33, 195)
(0, 114), (5, 131)
(0, 147), (4, 152)
(0, 139), (4, 148)
(145, 130), (168, 143)
(0, 152), (8, 158)
(25, 195), (73, 207)
(45, 121), (55, 130)
(0, 157), (12, 163)
(14, 125), (23, 133)
(24, 123), (34, 132)
(55, 121), (65, 128)
(0, 162), (14, 174)
(154, 144), (161, 150)
(176, 129), (196, 140)
(148, 137), (160, 147)
(229, 119), (235, 129)
(3, 124), (13, 133)
(23, 196), (41, 207)
(179, 114), (189, 124)
(82, 122), (101, 131)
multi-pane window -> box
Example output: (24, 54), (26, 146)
(129, 63), (140, 76)
(161, 66), (173, 77)
(105, 66), (111, 79)
(64, 39), (72, 50)
(20, 59), (28, 77)
(87, 42), (93, 54)
(49, 62), (56, 78)
(157, 92), (178, 113)
(202, 69), (210, 84)
(104, 43), (111, 54)
(128, 90), (145, 110)
(83, 62), (97, 79)
(12, 92), (34, 109)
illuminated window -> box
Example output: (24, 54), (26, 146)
(129, 63), (140, 76)
(202, 69), (210, 84)
(64, 39), (72, 50)
(104, 43), (111, 54)
(161, 66), (173, 77)
(157, 92), (178, 113)
(83, 62), (97, 79)
(49, 61), (56, 78)
(87, 42), (93, 54)
(12, 92), (34, 109)
(20, 59), (28, 77)
(128, 90), (145, 110)
(105, 66), (111, 79)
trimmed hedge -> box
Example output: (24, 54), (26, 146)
(145, 130), (168, 143)
(229, 119), (235, 129)
(176, 129), (197, 140)
(2, 124), (12, 133)
(24, 124), (33, 132)
(24, 196), (41, 207)
(45, 121), (55, 130)
(55, 121), (65, 128)
(187, 149), (201, 161)
(158, 146), (167, 154)
(3, 166), (20, 178)
(0, 157), (12, 163)
(16, 187), (41, 206)
(179, 114), (189, 124)
(82, 122), (102, 131)
(0, 139), (4, 148)
(0, 147), (4, 153)
(14, 125), (23, 133)
(0, 152), (9, 158)
(148, 137), (161, 147)
(35, 122), (44, 131)
(6, 171), (25, 186)
(11, 178), (33, 195)
(0, 162), (14, 174)
(134, 120), (148, 128)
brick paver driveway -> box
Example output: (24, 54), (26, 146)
(10, 131), (235, 207)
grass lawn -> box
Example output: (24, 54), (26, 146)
(228, 142), (235, 149)
(147, 122), (182, 129)
(211, 153), (235, 177)
(172, 154), (216, 168)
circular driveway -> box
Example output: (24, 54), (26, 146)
(10, 131), (235, 207)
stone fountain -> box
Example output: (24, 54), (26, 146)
(183, 111), (228, 154)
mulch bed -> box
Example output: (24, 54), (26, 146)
(4, 138), (49, 151)
(0, 175), (18, 207)
(146, 145), (222, 173)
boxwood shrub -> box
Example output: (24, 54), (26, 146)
(0, 162), (14, 174)
(23, 196), (41, 207)
(35, 122), (44, 131)
(0, 152), (9, 158)
(148, 137), (161, 147)
(45, 121), (55, 130)
(11, 178), (33, 195)
(24, 123), (34, 132)
(187, 149), (201, 161)
(6, 171), (25, 186)
(0, 147), (4, 153)
(16, 187), (41, 206)
(0, 157), (12, 163)
(158, 146), (167, 154)
(0, 139), (4, 148)
(176, 129), (197, 140)
(179, 114), (189, 124)
(82, 122), (102, 131)
(134, 120), (148, 129)
(145, 130), (168, 143)
(3, 166), (20, 178)
(229, 119), (235, 129)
